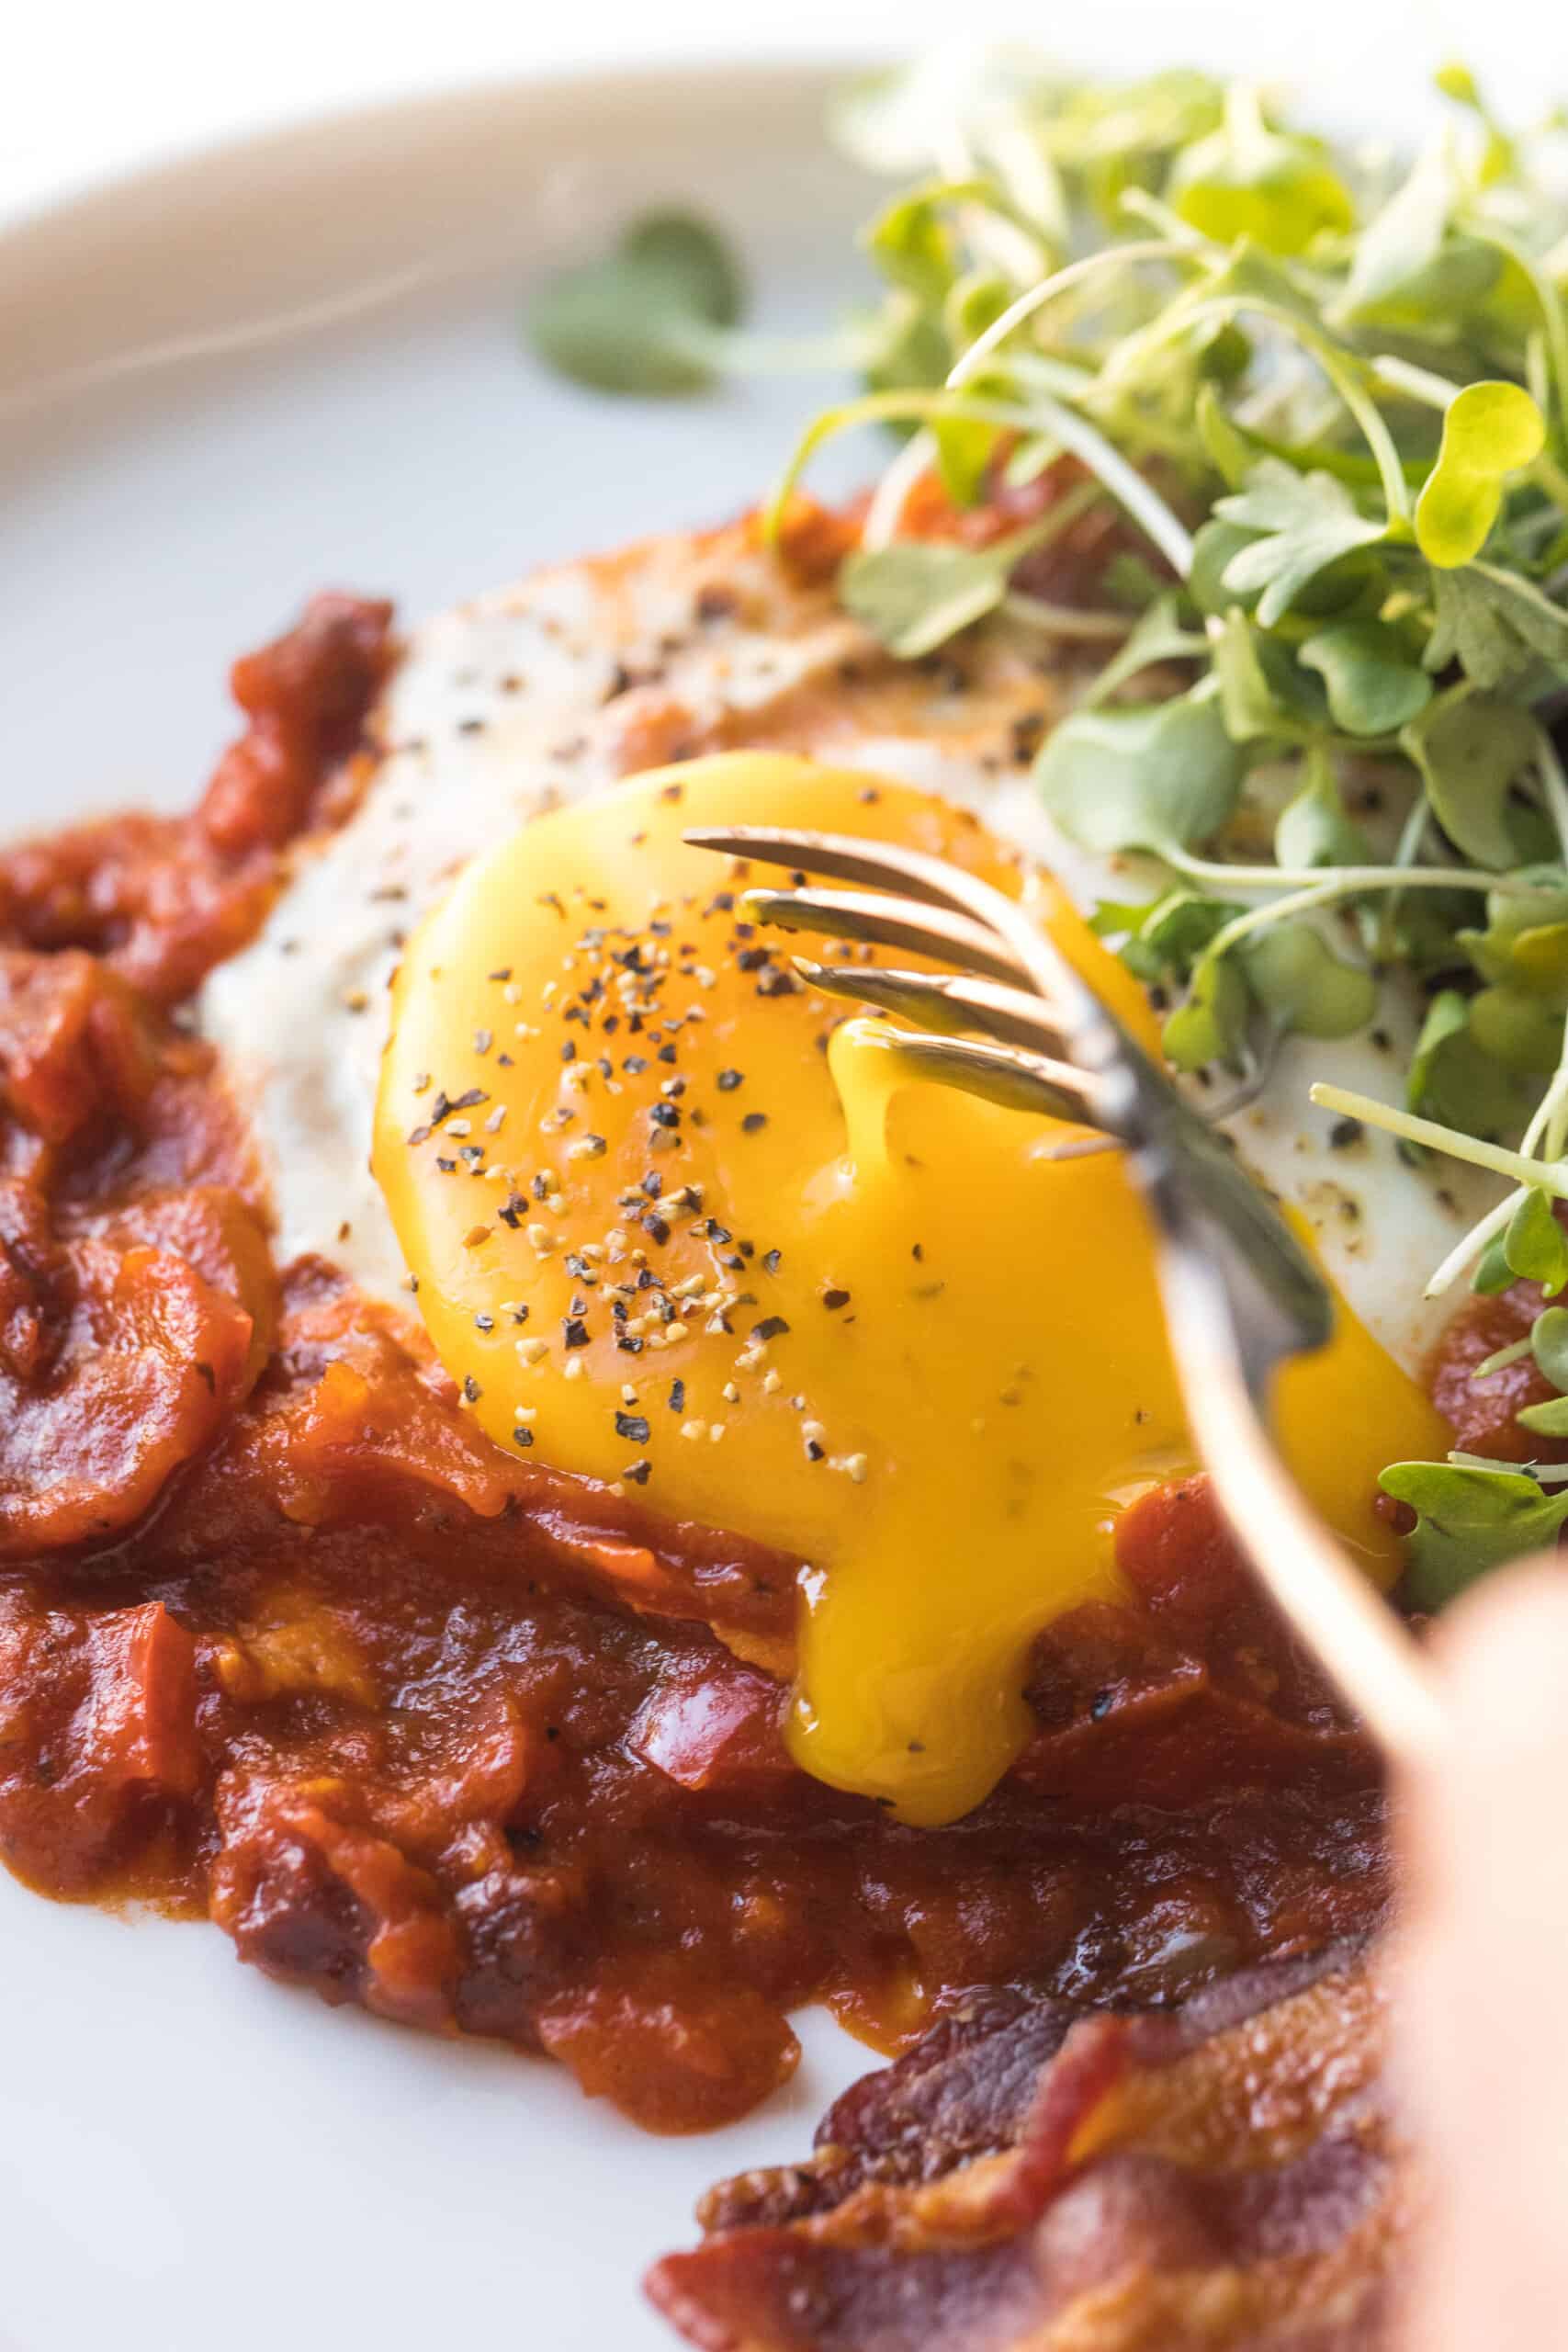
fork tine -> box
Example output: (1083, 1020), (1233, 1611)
(739, 886), (1029, 986)
(686, 820), (1119, 1073)
(862, 1031), (1108, 1127)
(684, 823), (989, 916)
(793, 959), (1076, 1057)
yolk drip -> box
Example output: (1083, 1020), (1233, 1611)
(373, 752), (1451, 1825)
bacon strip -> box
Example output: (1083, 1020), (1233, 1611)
(647, 1942), (1416, 2351)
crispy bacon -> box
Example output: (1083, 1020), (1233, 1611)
(648, 1941), (1416, 2351)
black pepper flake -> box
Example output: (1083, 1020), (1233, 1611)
(512, 1426), (536, 1449)
(716, 1069), (743, 1092)
(624, 1054), (649, 1075)
(1328, 1117), (1364, 1149)
(560, 1040), (577, 1062)
(435, 1156), (457, 1172)
(623, 1459), (652, 1485)
(806, 1440), (826, 1463)
(463, 1374), (481, 1403)
(407, 1122), (434, 1146)
(736, 946), (769, 972)
(741, 1112), (767, 1134)
(752, 1316), (790, 1342)
(762, 1249), (782, 1275)
(474, 1312), (495, 1332)
(450, 1088), (487, 1111)
(616, 1333), (645, 1353)
(756, 967), (798, 998)
(615, 1411), (651, 1442)
(644, 1213), (671, 1246)
(669, 1379), (685, 1412)
(641, 1171), (663, 1197)
(649, 1101), (680, 1129)
(657, 1043), (678, 1065)
(821, 1287), (851, 1311)
(511, 1306), (530, 1326)
(488, 967), (513, 982)
(562, 1317), (590, 1350)
(1089, 1690), (1113, 1722)
(498, 1195), (525, 1229)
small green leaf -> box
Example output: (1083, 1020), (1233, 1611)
(1168, 87), (1354, 256)
(1532, 1305), (1568, 1391)
(1407, 987), (1534, 1138)
(1241, 922), (1377, 1039)
(839, 541), (1010, 658)
(1339, 136), (1451, 320)
(529, 211), (744, 396)
(865, 186), (961, 304)
(1458, 867), (1568, 997)
(1215, 460), (1387, 628)
(1298, 621), (1433, 736)
(1380, 1461), (1568, 1608)
(1096, 888), (1240, 983)
(1209, 609), (1331, 743)
(1469, 985), (1567, 1074)
(1517, 1393), (1568, 1437)
(1504, 1185), (1568, 1295)
(1415, 381), (1547, 570)
(1400, 689), (1540, 869)
(1189, 519), (1267, 617)
(1162, 946), (1250, 1072)
(1035, 688), (1248, 857)
(1425, 565), (1568, 690)
(1472, 1230), (1517, 1295)
(1274, 749), (1372, 868)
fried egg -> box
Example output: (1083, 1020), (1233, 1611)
(200, 514), (1483, 1822)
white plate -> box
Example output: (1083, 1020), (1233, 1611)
(0, 36), (1546, 2350)
(0, 62), (878, 2352)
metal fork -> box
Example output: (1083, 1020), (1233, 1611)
(685, 820), (1444, 1767)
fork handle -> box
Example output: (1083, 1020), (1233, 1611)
(1156, 1243), (1446, 1768)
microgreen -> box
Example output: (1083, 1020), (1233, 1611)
(1504, 1183), (1568, 1293)
(534, 59), (1568, 1611)
(1296, 622), (1432, 737)
(1399, 690), (1543, 869)
(1378, 1462), (1568, 1607)
(1414, 380), (1547, 567)
(1035, 688), (1247, 856)
(528, 212), (747, 396)
(1213, 462), (1389, 627)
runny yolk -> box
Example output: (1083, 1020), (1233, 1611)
(373, 752), (1452, 1826)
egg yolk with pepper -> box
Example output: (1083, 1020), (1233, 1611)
(373, 752), (1450, 1825)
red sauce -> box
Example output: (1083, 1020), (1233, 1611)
(0, 587), (1391, 2134)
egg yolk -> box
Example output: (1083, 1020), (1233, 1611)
(373, 752), (1450, 1826)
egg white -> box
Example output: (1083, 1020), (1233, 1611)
(200, 520), (1500, 1375)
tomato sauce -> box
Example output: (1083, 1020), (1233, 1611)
(0, 592), (1392, 2133)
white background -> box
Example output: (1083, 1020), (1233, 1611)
(3, 0), (1560, 225)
